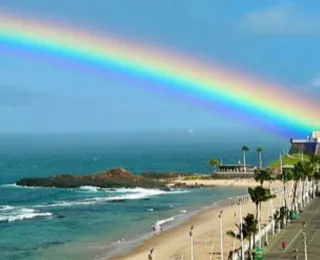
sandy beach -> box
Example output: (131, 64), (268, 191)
(108, 180), (285, 260)
(172, 178), (264, 188)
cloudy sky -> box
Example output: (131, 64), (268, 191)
(0, 0), (318, 135)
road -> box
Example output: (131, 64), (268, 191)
(264, 197), (320, 260)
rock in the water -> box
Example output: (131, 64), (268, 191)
(16, 167), (170, 190)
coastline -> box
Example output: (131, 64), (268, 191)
(103, 180), (283, 260)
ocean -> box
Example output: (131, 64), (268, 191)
(0, 133), (287, 260)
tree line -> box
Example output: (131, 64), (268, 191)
(226, 154), (320, 259)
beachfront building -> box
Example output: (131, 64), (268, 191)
(289, 131), (320, 155)
(216, 164), (255, 174)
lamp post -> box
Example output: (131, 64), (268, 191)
(218, 210), (224, 260)
(270, 198), (275, 236)
(258, 203), (262, 248)
(189, 226), (194, 260)
(302, 232), (307, 260)
(231, 212), (237, 260)
(236, 199), (245, 260)
(282, 169), (287, 226)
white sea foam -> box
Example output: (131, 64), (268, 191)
(78, 186), (101, 192)
(0, 206), (53, 223)
(0, 212), (53, 222)
(34, 188), (188, 208)
(155, 217), (175, 227)
(0, 205), (15, 211)
(0, 183), (51, 189)
(0, 183), (19, 188)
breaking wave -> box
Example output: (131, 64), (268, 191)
(0, 206), (53, 223)
(34, 188), (188, 208)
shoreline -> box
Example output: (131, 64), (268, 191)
(95, 194), (248, 260)
(169, 178), (264, 188)
(103, 180), (283, 260)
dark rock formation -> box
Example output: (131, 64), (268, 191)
(16, 168), (170, 190)
(172, 182), (209, 188)
(140, 171), (195, 179)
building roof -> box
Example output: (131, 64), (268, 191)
(218, 164), (254, 167)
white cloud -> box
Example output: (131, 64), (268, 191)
(241, 2), (320, 34)
(310, 75), (320, 88)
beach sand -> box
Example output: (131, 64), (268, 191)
(172, 179), (264, 188)
(109, 180), (285, 260)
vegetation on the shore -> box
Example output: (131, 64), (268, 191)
(226, 213), (257, 259)
(208, 158), (220, 173)
(268, 153), (311, 167)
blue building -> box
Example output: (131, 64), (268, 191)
(290, 131), (320, 155)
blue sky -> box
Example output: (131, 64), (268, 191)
(0, 0), (319, 136)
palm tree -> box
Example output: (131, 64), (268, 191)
(226, 213), (257, 260)
(256, 147), (263, 169)
(291, 161), (316, 210)
(254, 168), (272, 186)
(281, 168), (293, 223)
(310, 155), (320, 194)
(310, 154), (320, 177)
(242, 146), (249, 172)
(248, 186), (275, 248)
(208, 158), (220, 173)
(273, 208), (285, 233)
(301, 161), (316, 206)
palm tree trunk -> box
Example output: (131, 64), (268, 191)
(291, 181), (298, 211)
(283, 182), (288, 225)
(301, 179), (304, 208)
(248, 236), (252, 260)
(258, 202), (262, 248)
(253, 204), (258, 249)
(243, 151), (246, 172)
(259, 152), (262, 169)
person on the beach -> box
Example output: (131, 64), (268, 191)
(152, 225), (156, 236)
(148, 248), (154, 260)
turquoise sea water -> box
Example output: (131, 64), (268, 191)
(0, 133), (286, 260)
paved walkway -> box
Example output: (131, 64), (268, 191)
(264, 197), (320, 260)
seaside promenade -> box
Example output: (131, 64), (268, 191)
(264, 197), (320, 260)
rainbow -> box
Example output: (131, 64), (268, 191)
(1, 11), (319, 137)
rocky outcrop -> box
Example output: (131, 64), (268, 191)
(16, 168), (170, 190)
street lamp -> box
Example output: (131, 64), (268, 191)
(218, 210), (224, 260)
(189, 225), (194, 260)
(231, 212), (237, 260)
(302, 232), (307, 260)
(236, 199), (245, 260)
